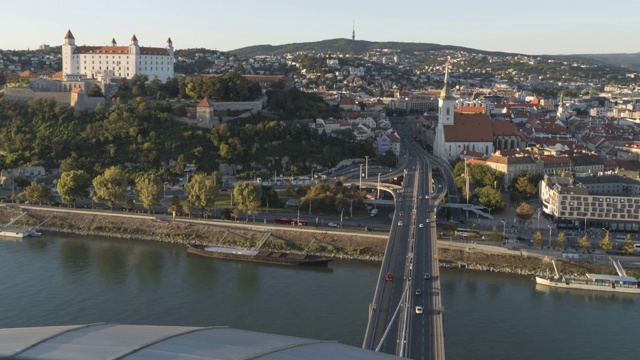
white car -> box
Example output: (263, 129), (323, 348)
(419, 223), (424, 228)
(398, 221), (403, 226)
(327, 222), (339, 228)
(415, 306), (423, 315)
(426, 219), (431, 223)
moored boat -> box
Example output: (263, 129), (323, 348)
(535, 259), (640, 294)
(186, 244), (332, 266)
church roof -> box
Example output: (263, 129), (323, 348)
(131, 34), (138, 42)
(491, 120), (519, 136)
(455, 106), (484, 114)
(443, 114), (493, 142)
(197, 98), (213, 107)
(64, 30), (74, 39)
(167, 37), (172, 43)
(439, 65), (455, 100)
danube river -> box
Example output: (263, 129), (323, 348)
(1, 233), (639, 359)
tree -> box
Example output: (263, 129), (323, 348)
(622, 234), (636, 255)
(578, 235), (591, 252)
(57, 170), (91, 206)
(167, 195), (182, 215)
(233, 181), (263, 219)
(25, 183), (53, 205)
(473, 186), (506, 211)
(92, 166), (127, 210)
(533, 231), (544, 248)
(515, 202), (535, 223)
(183, 172), (219, 215)
(599, 233), (613, 253)
(174, 154), (186, 175)
(490, 226), (502, 242)
(556, 232), (567, 249)
(87, 84), (104, 97)
(135, 174), (163, 213)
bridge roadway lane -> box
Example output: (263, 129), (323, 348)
(408, 151), (446, 360)
(363, 165), (419, 354)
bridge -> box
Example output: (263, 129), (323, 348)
(363, 121), (447, 359)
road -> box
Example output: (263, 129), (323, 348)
(363, 119), (446, 359)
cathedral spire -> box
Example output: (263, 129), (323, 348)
(440, 62), (454, 100)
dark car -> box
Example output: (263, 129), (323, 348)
(386, 272), (393, 281)
(424, 273), (431, 280)
(415, 288), (422, 296)
(516, 236), (526, 242)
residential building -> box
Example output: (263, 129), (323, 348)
(484, 152), (544, 185)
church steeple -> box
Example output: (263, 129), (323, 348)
(440, 64), (454, 100)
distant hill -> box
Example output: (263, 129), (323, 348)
(230, 38), (518, 57)
(557, 53), (640, 71)
(231, 38), (640, 71)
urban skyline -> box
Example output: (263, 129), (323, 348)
(2, 0), (640, 55)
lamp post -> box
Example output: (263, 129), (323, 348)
(340, 208), (344, 229)
(548, 224), (553, 248)
(377, 173), (381, 200)
(537, 209), (541, 231)
(297, 205), (301, 225)
(359, 164), (363, 189)
(365, 156), (369, 179)
(501, 219), (506, 243)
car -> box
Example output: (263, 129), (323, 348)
(415, 306), (423, 315)
(516, 236), (526, 242)
(327, 222), (339, 228)
(415, 288), (422, 296)
(424, 273), (431, 280)
(419, 223), (424, 228)
(398, 221), (403, 226)
(426, 219), (431, 223)
(481, 235), (490, 240)
(399, 211), (404, 216)
(438, 184), (442, 188)
(385, 272), (393, 281)
(425, 195), (430, 199)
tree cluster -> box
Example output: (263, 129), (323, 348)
(300, 181), (365, 215)
(184, 72), (262, 102)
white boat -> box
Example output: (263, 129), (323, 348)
(26, 229), (42, 237)
(535, 259), (640, 294)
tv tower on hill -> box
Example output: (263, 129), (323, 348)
(352, 20), (355, 41)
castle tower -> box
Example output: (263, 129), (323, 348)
(111, 38), (117, 46)
(166, 37), (174, 56)
(62, 30), (76, 80)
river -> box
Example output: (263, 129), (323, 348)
(0, 233), (638, 359)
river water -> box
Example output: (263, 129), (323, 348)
(0, 233), (638, 359)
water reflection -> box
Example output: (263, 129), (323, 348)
(59, 239), (91, 275)
(534, 284), (638, 305)
(26, 238), (52, 251)
(185, 255), (219, 288)
(95, 244), (129, 284)
(135, 248), (164, 285)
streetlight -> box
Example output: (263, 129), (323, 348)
(359, 164), (363, 189)
(365, 155), (369, 179)
(548, 224), (553, 248)
(537, 209), (540, 230)
(377, 173), (381, 200)
(501, 219), (506, 243)
(340, 208), (344, 228)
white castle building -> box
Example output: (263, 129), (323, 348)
(62, 30), (174, 83)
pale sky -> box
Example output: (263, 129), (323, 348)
(2, 0), (639, 55)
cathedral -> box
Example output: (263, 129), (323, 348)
(433, 65), (521, 160)
(61, 30), (174, 83)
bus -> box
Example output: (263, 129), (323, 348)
(455, 227), (480, 237)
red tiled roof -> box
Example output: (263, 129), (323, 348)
(73, 45), (169, 55)
(339, 96), (357, 106)
(131, 34), (138, 42)
(197, 98), (212, 107)
(444, 114), (493, 142)
(455, 106), (484, 114)
(71, 88), (82, 94)
(64, 30), (74, 39)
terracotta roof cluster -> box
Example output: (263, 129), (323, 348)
(339, 96), (357, 106)
(443, 114), (493, 142)
(454, 106), (484, 114)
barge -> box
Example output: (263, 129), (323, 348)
(186, 244), (332, 266)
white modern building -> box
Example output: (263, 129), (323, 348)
(540, 174), (640, 232)
(62, 30), (174, 83)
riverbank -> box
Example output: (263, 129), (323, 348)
(3, 206), (637, 278)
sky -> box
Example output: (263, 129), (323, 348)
(2, 0), (640, 55)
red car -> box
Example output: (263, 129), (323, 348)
(385, 272), (393, 281)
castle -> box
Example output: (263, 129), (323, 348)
(62, 30), (174, 83)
